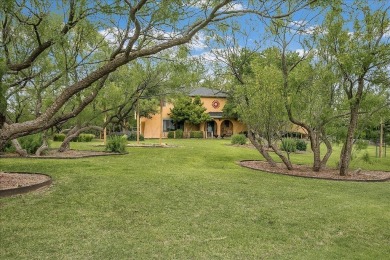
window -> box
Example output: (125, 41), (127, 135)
(163, 120), (175, 132)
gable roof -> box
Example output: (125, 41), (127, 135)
(189, 87), (228, 98)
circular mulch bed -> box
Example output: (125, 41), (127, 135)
(240, 160), (390, 182)
(0, 150), (124, 196)
(0, 149), (125, 159)
(0, 172), (52, 197)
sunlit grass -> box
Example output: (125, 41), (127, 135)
(1, 139), (389, 259)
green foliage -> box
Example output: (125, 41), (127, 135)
(167, 130), (184, 139)
(167, 131), (175, 138)
(222, 98), (239, 119)
(231, 134), (247, 145)
(105, 135), (127, 153)
(127, 132), (145, 141)
(361, 152), (372, 164)
(170, 96), (211, 125)
(281, 138), (297, 153)
(53, 133), (66, 142)
(18, 134), (43, 154)
(354, 139), (368, 151)
(1, 140), (390, 259)
(296, 139), (307, 151)
(175, 129), (184, 138)
(189, 131), (203, 138)
(77, 134), (95, 142)
(0, 140), (14, 152)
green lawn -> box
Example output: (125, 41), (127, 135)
(1, 139), (389, 259)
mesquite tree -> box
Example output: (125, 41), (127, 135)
(317, 1), (390, 175)
(4, 0), (306, 150)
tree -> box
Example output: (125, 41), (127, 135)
(226, 48), (294, 169)
(169, 96), (211, 129)
(2, 0), (275, 150)
(317, 1), (390, 175)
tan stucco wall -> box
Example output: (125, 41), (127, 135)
(140, 97), (247, 138)
(140, 102), (173, 138)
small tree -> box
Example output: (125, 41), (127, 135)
(169, 96), (211, 129)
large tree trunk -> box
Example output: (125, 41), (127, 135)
(308, 131), (322, 172)
(339, 78), (364, 176)
(35, 131), (49, 156)
(58, 125), (103, 152)
(247, 129), (277, 167)
(269, 143), (293, 170)
(320, 131), (333, 168)
(36, 139), (49, 156)
(58, 126), (79, 152)
(11, 139), (28, 157)
(339, 107), (359, 175)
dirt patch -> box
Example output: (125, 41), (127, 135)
(240, 160), (390, 182)
(0, 172), (52, 196)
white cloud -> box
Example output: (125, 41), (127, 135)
(289, 20), (308, 28)
(384, 26), (390, 37)
(295, 49), (306, 57)
(187, 32), (208, 51)
(221, 3), (245, 11)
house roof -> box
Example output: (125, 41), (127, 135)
(189, 87), (228, 98)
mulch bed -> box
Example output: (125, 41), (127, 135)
(240, 160), (390, 182)
(0, 149), (124, 196)
(0, 172), (52, 197)
(0, 149), (125, 159)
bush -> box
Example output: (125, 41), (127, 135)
(105, 135), (127, 153)
(231, 134), (247, 145)
(175, 129), (184, 138)
(281, 138), (297, 153)
(190, 131), (203, 138)
(0, 141), (14, 153)
(361, 151), (372, 164)
(19, 134), (43, 154)
(77, 134), (95, 142)
(167, 130), (184, 139)
(53, 133), (66, 142)
(296, 139), (307, 151)
(167, 131), (175, 138)
(127, 132), (144, 141)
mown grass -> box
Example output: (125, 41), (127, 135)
(1, 139), (389, 259)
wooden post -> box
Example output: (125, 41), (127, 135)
(136, 99), (140, 145)
(379, 118), (383, 158)
(103, 114), (107, 145)
(159, 98), (163, 145)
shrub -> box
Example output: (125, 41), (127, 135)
(77, 134), (95, 142)
(361, 151), (372, 164)
(167, 130), (183, 139)
(71, 134), (95, 142)
(281, 138), (297, 153)
(190, 131), (203, 138)
(175, 129), (184, 139)
(105, 135), (127, 153)
(19, 134), (43, 154)
(296, 139), (307, 151)
(127, 132), (145, 141)
(231, 134), (247, 145)
(53, 133), (66, 142)
(167, 131), (175, 138)
(0, 141), (14, 153)
(355, 139), (368, 150)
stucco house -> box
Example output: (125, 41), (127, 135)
(140, 87), (246, 138)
